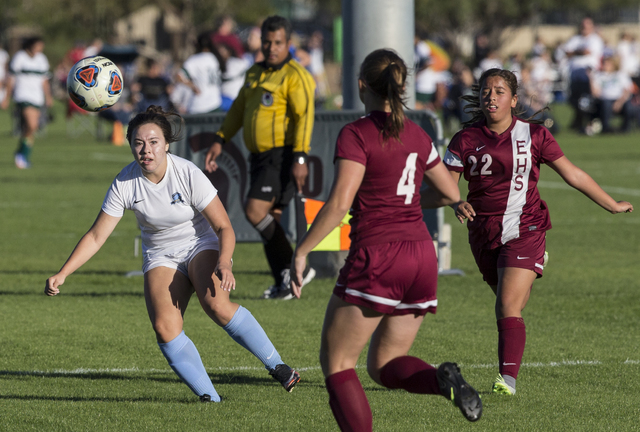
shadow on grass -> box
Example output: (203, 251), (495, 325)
(0, 394), (198, 403)
(0, 290), (144, 297)
(0, 369), (290, 386)
(0, 369), (313, 402)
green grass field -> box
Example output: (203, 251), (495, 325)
(1, 103), (639, 431)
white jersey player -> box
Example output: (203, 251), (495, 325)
(1, 37), (52, 169)
(45, 106), (301, 402)
(178, 33), (222, 114)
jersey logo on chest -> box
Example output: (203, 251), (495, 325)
(171, 192), (185, 205)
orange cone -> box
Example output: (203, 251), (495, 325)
(112, 121), (124, 146)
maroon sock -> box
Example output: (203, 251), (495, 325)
(379, 355), (440, 395)
(497, 317), (526, 379)
(325, 369), (372, 432)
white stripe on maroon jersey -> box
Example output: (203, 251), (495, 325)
(345, 288), (400, 306)
(345, 288), (437, 310)
(501, 120), (532, 244)
(427, 144), (439, 165)
(396, 299), (438, 310)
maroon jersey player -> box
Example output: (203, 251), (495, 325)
(291, 49), (482, 431)
(443, 68), (633, 396)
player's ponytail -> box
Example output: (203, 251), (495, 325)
(359, 49), (408, 145)
(126, 105), (183, 145)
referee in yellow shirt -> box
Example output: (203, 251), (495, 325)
(205, 15), (316, 299)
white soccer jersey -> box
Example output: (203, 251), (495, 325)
(221, 56), (250, 100)
(9, 50), (50, 106)
(180, 52), (222, 114)
(102, 154), (218, 255)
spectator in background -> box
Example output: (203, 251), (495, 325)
(218, 43), (250, 111)
(616, 31), (640, 80)
(518, 57), (558, 133)
(307, 30), (330, 106)
(0, 42), (9, 106)
(211, 15), (244, 58)
(289, 32), (311, 68)
(473, 34), (491, 70)
(176, 33), (222, 114)
(442, 59), (475, 130)
(1, 36), (53, 169)
(243, 26), (264, 65)
(131, 58), (173, 113)
(477, 50), (503, 78)
(532, 35), (547, 58)
(83, 38), (103, 58)
(562, 17), (604, 132)
(414, 35), (432, 72)
(589, 53), (635, 133)
(415, 57), (450, 111)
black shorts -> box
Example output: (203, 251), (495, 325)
(248, 147), (295, 209)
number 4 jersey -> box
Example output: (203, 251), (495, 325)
(444, 116), (564, 248)
(335, 111), (441, 247)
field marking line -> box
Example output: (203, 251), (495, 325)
(2, 359), (637, 377)
(538, 180), (640, 197)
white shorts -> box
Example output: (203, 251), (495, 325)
(143, 233), (219, 277)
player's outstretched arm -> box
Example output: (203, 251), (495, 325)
(291, 158), (364, 298)
(547, 156), (634, 214)
(45, 211), (121, 296)
(421, 161), (460, 208)
(201, 195), (236, 292)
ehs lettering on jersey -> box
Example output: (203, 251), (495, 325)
(501, 121), (532, 244)
(514, 139), (529, 191)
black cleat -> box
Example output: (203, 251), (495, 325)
(436, 362), (482, 422)
(269, 364), (301, 392)
(200, 394), (212, 402)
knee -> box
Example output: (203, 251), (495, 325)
(244, 204), (267, 226)
(151, 318), (182, 343)
(201, 297), (236, 327)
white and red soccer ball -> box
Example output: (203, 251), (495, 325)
(67, 56), (123, 112)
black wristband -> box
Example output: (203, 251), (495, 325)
(212, 134), (225, 146)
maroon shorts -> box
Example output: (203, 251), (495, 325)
(333, 240), (438, 316)
(470, 230), (546, 286)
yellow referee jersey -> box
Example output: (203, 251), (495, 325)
(217, 56), (315, 154)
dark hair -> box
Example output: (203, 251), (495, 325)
(261, 15), (292, 41)
(359, 49), (409, 144)
(196, 32), (227, 73)
(460, 68), (547, 128)
(23, 36), (43, 51)
(196, 32), (213, 52)
(127, 105), (183, 145)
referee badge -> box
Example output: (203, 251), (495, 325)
(261, 92), (274, 107)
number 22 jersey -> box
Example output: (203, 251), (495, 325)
(335, 111), (441, 247)
(444, 116), (564, 248)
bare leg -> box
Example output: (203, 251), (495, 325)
(320, 295), (383, 432)
(144, 266), (219, 401)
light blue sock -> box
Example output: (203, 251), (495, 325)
(158, 331), (220, 402)
(223, 306), (283, 370)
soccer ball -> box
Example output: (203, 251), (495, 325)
(67, 56), (123, 112)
